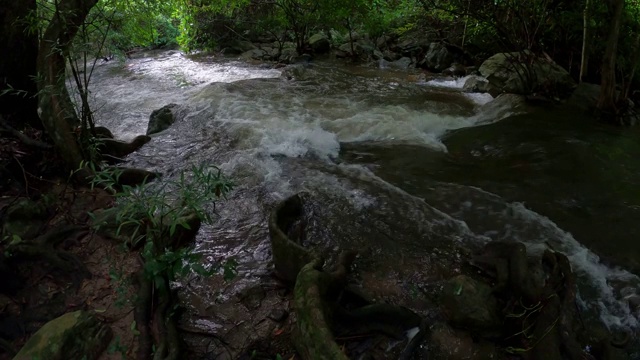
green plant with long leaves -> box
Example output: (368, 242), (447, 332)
(89, 163), (235, 286)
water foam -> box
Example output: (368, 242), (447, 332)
(425, 76), (470, 89)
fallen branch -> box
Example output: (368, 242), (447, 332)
(0, 115), (52, 150)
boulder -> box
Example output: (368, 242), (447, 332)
(13, 310), (112, 360)
(239, 48), (267, 61)
(439, 275), (502, 338)
(383, 49), (401, 61)
(427, 322), (501, 360)
(463, 75), (491, 93)
(92, 126), (113, 139)
(147, 103), (187, 135)
(278, 47), (298, 64)
(309, 33), (331, 54)
(337, 42), (369, 59)
(479, 51), (576, 96)
(442, 63), (466, 77)
(223, 39), (256, 55)
(421, 42), (455, 72)
(389, 57), (412, 69)
(565, 82), (601, 111)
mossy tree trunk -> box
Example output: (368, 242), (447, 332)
(597, 0), (624, 116)
(36, 0), (98, 170)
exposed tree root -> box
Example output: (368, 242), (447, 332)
(270, 193), (427, 360)
(3, 224), (91, 282)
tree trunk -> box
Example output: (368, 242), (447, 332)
(597, 0), (624, 113)
(623, 32), (640, 100)
(0, 0), (39, 128)
(36, 0), (98, 169)
(579, 0), (591, 82)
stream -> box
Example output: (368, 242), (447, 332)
(86, 50), (640, 358)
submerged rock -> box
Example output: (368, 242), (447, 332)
(147, 103), (187, 135)
(13, 310), (112, 360)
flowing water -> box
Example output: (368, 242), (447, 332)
(86, 50), (640, 356)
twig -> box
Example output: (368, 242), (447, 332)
(12, 155), (29, 196)
(0, 115), (52, 150)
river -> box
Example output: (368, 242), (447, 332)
(86, 49), (639, 358)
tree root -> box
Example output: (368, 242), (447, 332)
(293, 256), (350, 360)
(4, 224), (91, 282)
(268, 193), (314, 284)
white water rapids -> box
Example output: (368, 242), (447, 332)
(84, 50), (639, 348)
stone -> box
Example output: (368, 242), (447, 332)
(439, 275), (502, 338)
(479, 51), (576, 97)
(239, 48), (267, 61)
(278, 47), (298, 64)
(223, 40), (256, 55)
(422, 42), (455, 72)
(147, 103), (187, 135)
(13, 310), (112, 360)
(389, 57), (412, 69)
(267, 309), (289, 322)
(338, 42), (368, 59)
(92, 126), (113, 139)
(442, 63), (466, 77)
(463, 75), (491, 93)
(309, 33), (331, 54)
(565, 82), (601, 111)
(427, 322), (500, 360)
(100, 135), (151, 158)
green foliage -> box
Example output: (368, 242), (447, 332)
(89, 163), (234, 290)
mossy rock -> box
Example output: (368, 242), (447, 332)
(2, 198), (48, 240)
(13, 310), (112, 360)
(439, 275), (503, 338)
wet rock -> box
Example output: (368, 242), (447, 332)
(147, 103), (187, 135)
(427, 322), (501, 360)
(13, 310), (112, 360)
(383, 49), (400, 61)
(223, 40), (257, 55)
(239, 286), (266, 310)
(421, 42), (455, 72)
(479, 51), (575, 97)
(278, 47), (298, 64)
(565, 82), (601, 111)
(267, 309), (288, 322)
(113, 167), (159, 187)
(240, 49), (267, 61)
(100, 135), (150, 158)
(337, 42), (369, 60)
(372, 49), (384, 61)
(463, 75), (490, 93)
(442, 63), (466, 77)
(309, 33), (330, 54)
(439, 275), (502, 338)
(92, 126), (113, 139)
(1, 198), (48, 240)
(389, 57), (412, 69)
